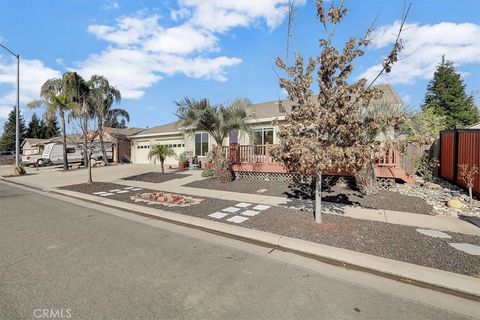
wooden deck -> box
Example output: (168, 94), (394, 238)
(222, 144), (415, 184)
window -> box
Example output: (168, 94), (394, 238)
(66, 147), (76, 154)
(253, 128), (274, 145)
(195, 133), (209, 156)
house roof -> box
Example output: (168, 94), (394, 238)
(21, 138), (50, 148)
(104, 127), (145, 139)
(467, 122), (480, 129)
(248, 84), (402, 120)
(130, 84), (402, 138)
(49, 134), (83, 144)
(130, 121), (184, 138)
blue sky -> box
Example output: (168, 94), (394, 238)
(0, 0), (479, 132)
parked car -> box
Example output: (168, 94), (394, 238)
(22, 154), (44, 166)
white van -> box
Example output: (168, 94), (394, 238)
(40, 143), (83, 165)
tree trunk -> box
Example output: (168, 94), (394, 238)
(161, 159), (165, 174)
(315, 172), (322, 223)
(60, 112), (69, 171)
(356, 162), (379, 195)
(214, 144), (231, 183)
(87, 148), (93, 184)
(469, 187), (473, 203)
(98, 120), (109, 166)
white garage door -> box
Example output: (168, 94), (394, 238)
(135, 140), (151, 164)
(153, 139), (185, 165)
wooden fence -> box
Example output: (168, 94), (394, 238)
(440, 129), (480, 196)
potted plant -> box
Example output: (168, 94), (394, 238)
(204, 152), (214, 169)
(178, 152), (188, 170)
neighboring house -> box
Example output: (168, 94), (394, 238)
(130, 85), (402, 166)
(102, 127), (145, 163)
(466, 122), (480, 129)
(21, 138), (50, 155)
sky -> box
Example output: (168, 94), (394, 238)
(0, 0), (479, 132)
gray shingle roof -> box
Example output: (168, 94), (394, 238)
(104, 127), (145, 138)
(131, 85), (402, 137)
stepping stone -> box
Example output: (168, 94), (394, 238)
(227, 215), (250, 224)
(252, 205), (271, 211)
(92, 191), (107, 195)
(240, 210), (260, 217)
(222, 207), (241, 213)
(100, 193), (114, 197)
(123, 187), (135, 190)
(416, 228), (452, 239)
(448, 243), (480, 256)
(116, 190), (129, 194)
(208, 212), (229, 219)
(109, 189), (121, 192)
(235, 202), (251, 208)
(131, 188), (143, 191)
(257, 189), (267, 193)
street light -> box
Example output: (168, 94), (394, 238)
(0, 43), (20, 166)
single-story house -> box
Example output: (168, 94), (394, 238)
(129, 84), (402, 166)
(466, 122), (480, 129)
(21, 138), (50, 155)
(101, 127), (145, 163)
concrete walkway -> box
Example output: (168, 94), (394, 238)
(3, 164), (479, 235)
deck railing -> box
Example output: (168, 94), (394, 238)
(222, 144), (401, 168)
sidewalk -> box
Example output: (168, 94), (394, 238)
(3, 164), (479, 235)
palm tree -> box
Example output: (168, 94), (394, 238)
(148, 145), (176, 174)
(28, 78), (73, 171)
(63, 72), (95, 183)
(88, 75), (127, 165)
(175, 98), (252, 181)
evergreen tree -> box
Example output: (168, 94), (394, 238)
(26, 113), (44, 138)
(423, 56), (479, 128)
(0, 107), (27, 151)
(41, 116), (60, 138)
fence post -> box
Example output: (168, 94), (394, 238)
(453, 126), (459, 182)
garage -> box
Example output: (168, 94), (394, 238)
(134, 140), (151, 164)
(153, 138), (185, 165)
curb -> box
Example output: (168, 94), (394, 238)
(2, 178), (480, 302)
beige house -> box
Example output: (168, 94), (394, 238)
(130, 85), (401, 165)
(21, 138), (50, 155)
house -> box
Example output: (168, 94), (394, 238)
(101, 127), (145, 163)
(466, 122), (480, 129)
(21, 138), (50, 155)
(130, 84), (402, 166)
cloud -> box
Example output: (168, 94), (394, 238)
(102, 0), (119, 10)
(80, 0), (298, 100)
(180, 0), (301, 32)
(360, 22), (480, 85)
(0, 57), (61, 118)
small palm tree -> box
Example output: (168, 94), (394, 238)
(148, 145), (176, 174)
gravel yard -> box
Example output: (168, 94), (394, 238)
(123, 172), (191, 183)
(185, 178), (434, 215)
(61, 182), (480, 277)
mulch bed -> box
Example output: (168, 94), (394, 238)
(184, 178), (434, 215)
(60, 182), (480, 277)
(123, 172), (191, 184)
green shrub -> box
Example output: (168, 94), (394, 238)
(416, 155), (439, 182)
(201, 169), (215, 178)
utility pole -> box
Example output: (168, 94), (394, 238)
(0, 44), (20, 166)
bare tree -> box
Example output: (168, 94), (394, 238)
(275, 0), (410, 223)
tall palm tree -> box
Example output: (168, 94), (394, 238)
(175, 98), (252, 181)
(148, 145), (176, 174)
(88, 75), (127, 165)
(28, 78), (73, 171)
(63, 72), (95, 183)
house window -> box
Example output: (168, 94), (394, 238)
(253, 128), (274, 145)
(195, 133), (209, 156)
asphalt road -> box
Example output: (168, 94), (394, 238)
(0, 181), (476, 320)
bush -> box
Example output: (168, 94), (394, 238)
(201, 169), (215, 178)
(416, 155), (439, 182)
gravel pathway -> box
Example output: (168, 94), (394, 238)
(123, 172), (191, 183)
(60, 182), (480, 277)
(185, 178), (434, 215)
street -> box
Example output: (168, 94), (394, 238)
(0, 181), (477, 320)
